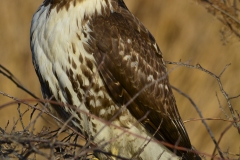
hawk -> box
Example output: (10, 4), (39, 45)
(30, 0), (201, 159)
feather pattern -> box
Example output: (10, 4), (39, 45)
(31, 0), (201, 159)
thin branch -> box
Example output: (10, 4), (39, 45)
(211, 122), (233, 160)
(183, 117), (237, 123)
(0, 91), (225, 159)
(229, 94), (240, 100)
(171, 85), (225, 159)
(166, 61), (240, 133)
(0, 64), (40, 100)
(216, 92), (230, 119)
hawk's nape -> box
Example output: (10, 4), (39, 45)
(30, 0), (201, 159)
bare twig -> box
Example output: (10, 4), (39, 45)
(0, 65), (40, 100)
(171, 85), (224, 159)
(211, 122), (233, 160)
(216, 92), (230, 119)
(183, 117), (237, 123)
(0, 92), (214, 158)
(132, 116), (163, 159)
(166, 61), (240, 133)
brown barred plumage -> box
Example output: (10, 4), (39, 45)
(31, 0), (201, 159)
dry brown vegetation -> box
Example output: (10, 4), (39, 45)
(0, 0), (239, 159)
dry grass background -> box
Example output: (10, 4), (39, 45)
(0, 0), (239, 159)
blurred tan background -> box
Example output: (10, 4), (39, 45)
(0, 0), (239, 159)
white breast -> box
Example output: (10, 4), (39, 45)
(30, 1), (179, 159)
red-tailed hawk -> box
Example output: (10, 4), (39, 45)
(31, 0), (201, 159)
